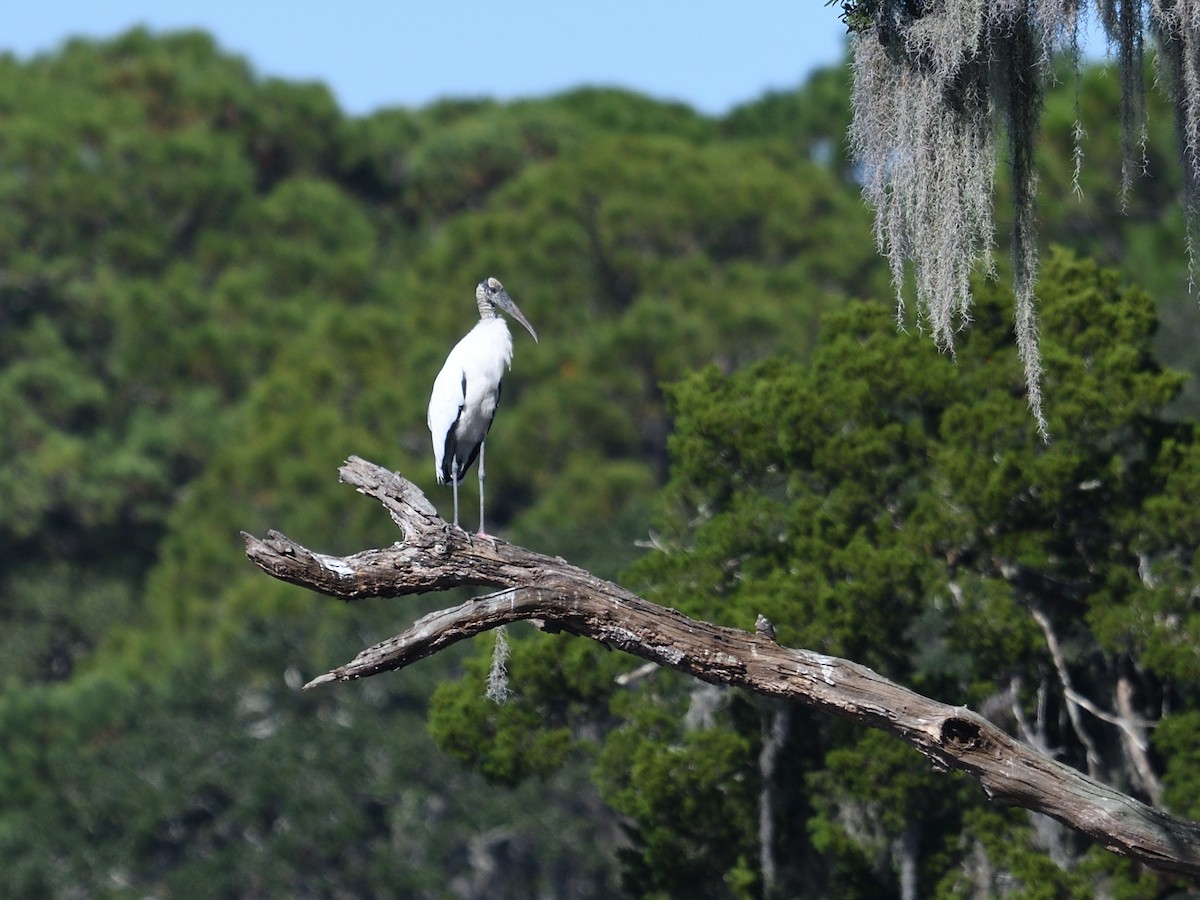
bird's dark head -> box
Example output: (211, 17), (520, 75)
(476, 276), (539, 343)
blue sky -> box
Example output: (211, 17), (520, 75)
(2, 2), (852, 117)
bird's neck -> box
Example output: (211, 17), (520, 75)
(476, 299), (497, 320)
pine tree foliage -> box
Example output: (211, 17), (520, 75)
(8, 23), (1200, 894)
(605, 250), (1199, 895)
(0, 30), (888, 896)
(841, 0), (1200, 439)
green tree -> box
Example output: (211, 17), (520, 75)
(433, 251), (1200, 897)
(8, 23), (1200, 897)
(634, 250), (1197, 895)
(0, 29), (888, 895)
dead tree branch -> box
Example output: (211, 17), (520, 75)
(243, 456), (1200, 878)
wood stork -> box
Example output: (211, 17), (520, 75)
(427, 277), (538, 534)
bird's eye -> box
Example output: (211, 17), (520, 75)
(486, 277), (501, 292)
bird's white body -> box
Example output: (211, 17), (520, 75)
(428, 317), (513, 486)
(426, 277), (537, 534)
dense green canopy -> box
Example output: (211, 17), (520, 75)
(2, 26), (1199, 898)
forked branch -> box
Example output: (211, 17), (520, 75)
(242, 456), (1200, 878)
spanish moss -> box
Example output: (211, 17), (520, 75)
(486, 624), (511, 704)
(844, 0), (1200, 438)
(1150, 0), (1200, 280)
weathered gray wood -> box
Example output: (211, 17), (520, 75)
(243, 456), (1200, 878)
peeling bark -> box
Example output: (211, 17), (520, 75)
(243, 457), (1200, 878)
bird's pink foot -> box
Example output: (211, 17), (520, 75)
(473, 530), (499, 547)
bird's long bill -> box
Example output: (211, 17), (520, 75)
(498, 293), (539, 343)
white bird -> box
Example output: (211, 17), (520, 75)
(427, 276), (538, 534)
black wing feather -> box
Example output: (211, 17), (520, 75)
(445, 376), (502, 485)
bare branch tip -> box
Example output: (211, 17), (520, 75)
(303, 671), (338, 690)
(338, 454), (372, 484)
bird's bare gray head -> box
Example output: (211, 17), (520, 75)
(476, 276), (538, 343)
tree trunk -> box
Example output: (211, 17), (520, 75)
(242, 456), (1200, 878)
(758, 702), (789, 897)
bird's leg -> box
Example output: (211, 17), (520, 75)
(477, 440), (488, 537)
(452, 468), (460, 528)
(472, 445), (498, 547)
